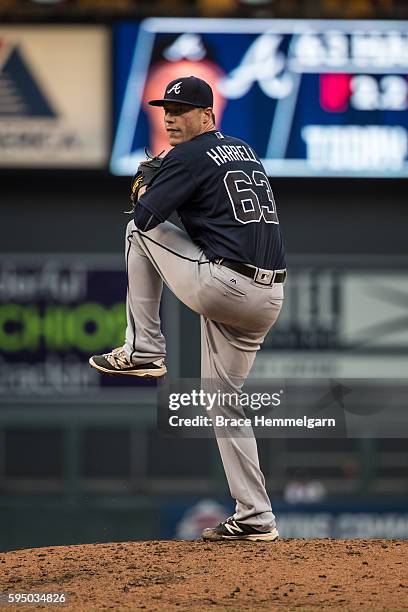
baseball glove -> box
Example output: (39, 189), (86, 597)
(127, 149), (164, 213)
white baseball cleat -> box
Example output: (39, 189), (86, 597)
(202, 516), (279, 542)
(89, 347), (166, 378)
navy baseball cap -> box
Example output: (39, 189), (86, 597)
(148, 76), (213, 108)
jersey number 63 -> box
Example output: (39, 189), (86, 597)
(223, 170), (279, 225)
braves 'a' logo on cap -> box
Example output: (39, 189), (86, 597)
(166, 81), (182, 95)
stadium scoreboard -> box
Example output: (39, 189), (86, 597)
(111, 19), (408, 178)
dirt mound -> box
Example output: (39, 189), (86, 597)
(1, 539), (407, 611)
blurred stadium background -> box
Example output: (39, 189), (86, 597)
(1, 0), (408, 551)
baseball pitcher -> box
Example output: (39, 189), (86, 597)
(90, 76), (286, 542)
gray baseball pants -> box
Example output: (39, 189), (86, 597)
(124, 219), (283, 531)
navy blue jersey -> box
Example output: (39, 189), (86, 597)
(135, 130), (286, 270)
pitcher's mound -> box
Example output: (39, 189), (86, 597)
(1, 539), (407, 611)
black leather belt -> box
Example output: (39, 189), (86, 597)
(217, 258), (287, 285)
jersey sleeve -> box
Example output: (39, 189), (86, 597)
(136, 153), (196, 223)
(133, 204), (161, 232)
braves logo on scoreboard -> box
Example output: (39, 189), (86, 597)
(111, 19), (408, 178)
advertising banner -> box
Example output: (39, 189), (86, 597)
(111, 19), (408, 178)
(161, 498), (408, 540)
(0, 26), (109, 167)
(252, 256), (408, 378)
(0, 255), (160, 401)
